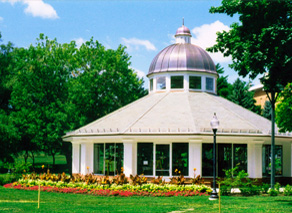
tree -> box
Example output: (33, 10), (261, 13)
(10, 34), (75, 167)
(216, 63), (232, 99)
(0, 33), (20, 163)
(228, 78), (261, 115)
(263, 101), (272, 120)
(208, 0), (292, 188)
(9, 35), (147, 170)
(66, 39), (147, 130)
(276, 83), (292, 132)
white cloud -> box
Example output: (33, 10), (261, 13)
(74, 37), (85, 48)
(121, 37), (156, 51)
(191, 20), (231, 63)
(1, 0), (59, 19)
(0, 17), (3, 22)
(133, 68), (146, 80)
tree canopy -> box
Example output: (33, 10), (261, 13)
(276, 83), (292, 132)
(0, 33), (147, 167)
(208, 0), (292, 92)
(208, 0), (292, 188)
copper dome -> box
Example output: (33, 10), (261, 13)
(148, 43), (217, 75)
(175, 25), (191, 37)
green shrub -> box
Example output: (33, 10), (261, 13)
(261, 183), (270, 194)
(0, 174), (20, 185)
(239, 184), (261, 196)
(284, 184), (292, 196)
(269, 188), (279, 196)
(219, 184), (231, 196)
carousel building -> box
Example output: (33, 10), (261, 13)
(63, 24), (292, 181)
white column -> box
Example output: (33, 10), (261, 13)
(189, 140), (202, 178)
(123, 140), (136, 177)
(281, 143), (290, 177)
(184, 74), (189, 92)
(72, 143), (80, 174)
(248, 143), (263, 178)
(80, 143), (94, 175)
(166, 74), (171, 91)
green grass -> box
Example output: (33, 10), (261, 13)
(1, 187), (292, 212)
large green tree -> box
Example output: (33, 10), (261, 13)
(0, 33), (20, 163)
(208, 0), (292, 188)
(9, 35), (146, 169)
(228, 78), (261, 114)
(216, 63), (232, 99)
(66, 39), (147, 130)
(276, 83), (292, 132)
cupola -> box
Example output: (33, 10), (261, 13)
(148, 22), (218, 94)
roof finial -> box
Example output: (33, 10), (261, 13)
(182, 17), (184, 26)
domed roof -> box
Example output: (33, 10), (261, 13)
(148, 43), (217, 75)
(175, 25), (191, 37)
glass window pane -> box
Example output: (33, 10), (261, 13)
(156, 77), (166, 90)
(218, 144), (232, 177)
(105, 143), (124, 176)
(150, 79), (153, 91)
(262, 145), (282, 176)
(233, 144), (247, 172)
(105, 143), (115, 176)
(171, 76), (184, 89)
(189, 76), (201, 89)
(115, 143), (124, 175)
(172, 143), (188, 176)
(202, 144), (213, 176)
(94, 144), (104, 174)
(156, 145), (170, 176)
(137, 143), (153, 175)
(206, 77), (213, 91)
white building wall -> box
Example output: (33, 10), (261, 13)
(248, 143), (263, 178)
(123, 140), (136, 177)
(72, 143), (80, 174)
(282, 143), (291, 176)
(189, 141), (202, 177)
(80, 143), (94, 175)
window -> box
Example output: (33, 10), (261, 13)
(202, 144), (213, 176)
(137, 143), (153, 175)
(171, 76), (184, 89)
(189, 76), (201, 89)
(156, 144), (170, 176)
(156, 77), (166, 90)
(150, 79), (153, 91)
(206, 77), (214, 91)
(202, 143), (247, 177)
(172, 143), (188, 176)
(94, 143), (124, 175)
(262, 145), (282, 176)
(233, 144), (247, 172)
(218, 144), (232, 177)
(94, 144), (104, 174)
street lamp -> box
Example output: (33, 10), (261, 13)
(209, 113), (219, 200)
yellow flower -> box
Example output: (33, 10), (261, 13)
(121, 167), (124, 172)
(86, 166), (89, 170)
(42, 165), (45, 169)
(175, 169), (178, 173)
(193, 168), (197, 171)
(23, 170), (26, 173)
(178, 171), (181, 174)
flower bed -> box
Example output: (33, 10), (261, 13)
(4, 182), (210, 197)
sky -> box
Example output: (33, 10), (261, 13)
(0, 0), (260, 88)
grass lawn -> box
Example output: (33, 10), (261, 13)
(1, 187), (292, 212)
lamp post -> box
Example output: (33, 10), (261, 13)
(209, 113), (219, 200)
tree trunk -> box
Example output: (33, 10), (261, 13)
(270, 91), (276, 189)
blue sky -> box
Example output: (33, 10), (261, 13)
(0, 0), (260, 88)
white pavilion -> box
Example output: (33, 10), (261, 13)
(63, 24), (292, 182)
